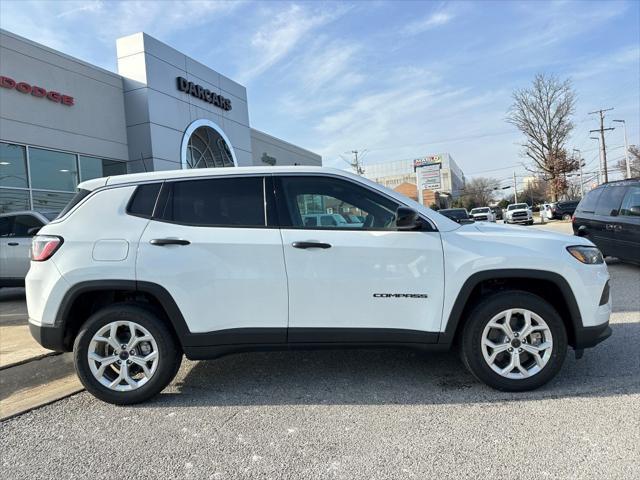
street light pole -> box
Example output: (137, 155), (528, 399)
(613, 120), (631, 179)
(513, 171), (518, 203)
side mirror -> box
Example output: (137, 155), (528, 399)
(629, 206), (640, 216)
(27, 227), (41, 236)
(395, 207), (424, 231)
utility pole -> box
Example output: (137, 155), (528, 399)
(589, 108), (614, 183)
(573, 149), (585, 198)
(590, 136), (602, 184)
(613, 119), (631, 179)
(349, 150), (366, 176)
(513, 172), (518, 203)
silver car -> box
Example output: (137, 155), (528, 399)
(0, 210), (55, 287)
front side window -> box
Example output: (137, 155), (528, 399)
(619, 187), (640, 217)
(594, 186), (627, 216)
(158, 176), (265, 227)
(275, 176), (399, 230)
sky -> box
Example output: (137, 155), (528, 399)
(1, 0), (638, 189)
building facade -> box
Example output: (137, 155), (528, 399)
(0, 29), (320, 213)
(364, 153), (465, 207)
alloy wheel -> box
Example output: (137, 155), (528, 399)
(87, 321), (159, 391)
(481, 308), (553, 379)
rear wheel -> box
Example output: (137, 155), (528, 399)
(74, 304), (182, 405)
(562, 213), (571, 221)
(461, 291), (567, 391)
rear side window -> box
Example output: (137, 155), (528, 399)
(595, 186), (627, 216)
(12, 215), (43, 236)
(127, 183), (162, 218)
(576, 188), (603, 213)
(158, 177), (265, 227)
(57, 188), (92, 219)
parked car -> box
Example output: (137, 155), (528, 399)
(504, 203), (533, 225)
(540, 203), (554, 221)
(469, 207), (496, 222)
(439, 208), (474, 224)
(301, 213), (349, 228)
(342, 214), (365, 227)
(491, 206), (503, 221)
(27, 167), (611, 404)
(551, 200), (579, 220)
(0, 210), (55, 287)
(573, 178), (640, 265)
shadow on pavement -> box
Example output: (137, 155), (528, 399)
(143, 321), (639, 409)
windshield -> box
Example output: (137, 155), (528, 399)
(507, 204), (528, 210)
(471, 208), (489, 213)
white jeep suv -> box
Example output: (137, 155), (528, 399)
(26, 167), (612, 404)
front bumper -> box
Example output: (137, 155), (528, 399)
(29, 319), (67, 352)
(573, 321), (612, 349)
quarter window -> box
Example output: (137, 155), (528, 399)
(275, 176), (399, 229)
(127, 183), (162, 218)
(577, 188), (603, 213)
(158, 177), (265, 227)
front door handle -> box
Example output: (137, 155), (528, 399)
(292, 241), (332, 249)
(7, 242), (19, 246)
(150, 238), (190, 246)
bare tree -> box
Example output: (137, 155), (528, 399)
(459, 177), (500, 209)
(617, 145), (640, 178)
(507, 74), (579, 200)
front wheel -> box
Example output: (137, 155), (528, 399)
(460, 291), (567, 391)
(74, 304), (182, 405)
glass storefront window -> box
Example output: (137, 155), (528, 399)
(29, 147), (78, 191)
(79, 156), (127, 181)
(0, 143), (29, 188)
(0, 188), (30, 213)
(186, 126), (235, 168)
(31, 190), (75, 213)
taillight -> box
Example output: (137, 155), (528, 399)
(31, 235), (63, 261)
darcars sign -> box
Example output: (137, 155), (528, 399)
(177, 76), (232, 111)
(0, 75), (74, 106)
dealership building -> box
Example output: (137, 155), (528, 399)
(0, 29), (321, 213)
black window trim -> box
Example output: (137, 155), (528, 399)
(272, 173), (438, 232)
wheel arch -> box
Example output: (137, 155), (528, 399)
(54, 280), (189, 351)
(439, 269), (582, 347)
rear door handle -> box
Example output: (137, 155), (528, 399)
(150, 238), (190, 246)
(8, 242), (19, 246)
(292, 241), (332, 249)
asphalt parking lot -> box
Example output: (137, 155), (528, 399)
(1, 224), (639, 479)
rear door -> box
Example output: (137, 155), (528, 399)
(593, 185), (627, 257)
(615, 185), (640, 264)
(274, 174), (445, 343)
(136, 175), (288, 342)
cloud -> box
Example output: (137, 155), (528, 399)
(403, 11), (453, 35)
(237, 4), (344, 83)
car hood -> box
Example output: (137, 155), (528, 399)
(458, 221), (592, 246)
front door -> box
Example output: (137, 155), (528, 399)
(136, 175), (288, 343)
(614, 185), (640, 264)
(274, 175), (445, 344)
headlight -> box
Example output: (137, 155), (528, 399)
(567, 246), (604, 264)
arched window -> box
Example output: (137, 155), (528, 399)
(181, 120), (237, 169)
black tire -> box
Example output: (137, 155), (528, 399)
(460, 291), (567, 391)
(73, 304), (182, 405)
(562, 213), (571, 221)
